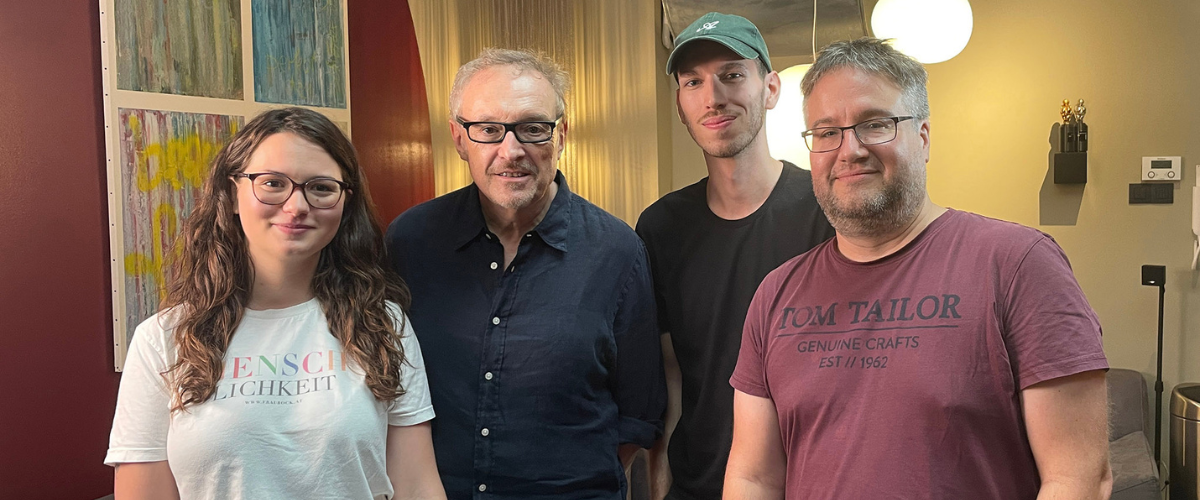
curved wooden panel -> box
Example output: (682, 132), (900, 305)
(348, 0), (436, 223)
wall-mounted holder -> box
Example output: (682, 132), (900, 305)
(1053, 99), (1088, 184)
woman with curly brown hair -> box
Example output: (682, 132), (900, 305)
(104, 107), (446, 500)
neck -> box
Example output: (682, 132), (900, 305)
(704, 138), (783, 220)
(835, 198), (946, 262)
(246, 254), (319, 310)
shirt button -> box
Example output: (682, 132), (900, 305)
(525, 233), (532, 238)
(485, 234), (493, 240)
(492, 317), (500, 325)
(484, 372), (493, 380)
(490, 262), (498, 270)
(478, 484), (487, 492)
(481, 428), (490, 437)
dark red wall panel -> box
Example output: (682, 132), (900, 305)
(0, 1), (432, 497)
(348, 0), (436, 223)
(0, 1), (120, 498)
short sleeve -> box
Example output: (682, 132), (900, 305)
(105, 318), (173, 466)
(386, 309), (435, 427)
(1003, 237), (1109, 390)
(729, 275), (775, 399)
(634, 211), (672, 335)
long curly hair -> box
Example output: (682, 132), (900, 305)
(162, 107), (411, 411)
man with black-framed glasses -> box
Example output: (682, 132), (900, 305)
(385, 48), (665, 500)
(724, 38), (1111, 499)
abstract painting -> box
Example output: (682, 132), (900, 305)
(117, 109), (242, 347)
(114, 0), (243, 99)
(252, 0), (347, 108)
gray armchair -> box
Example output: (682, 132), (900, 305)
(1107, 368), (1161, 499)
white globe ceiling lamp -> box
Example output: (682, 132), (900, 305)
(765, 64), (812, 170)
(871, 0), (973, 64)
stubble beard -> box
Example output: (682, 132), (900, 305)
(688, 92), (766, 159)
(491, 160), (541, 210)
(815, 161), (926, 239)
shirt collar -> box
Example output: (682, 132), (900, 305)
(452, 170), (572, 253)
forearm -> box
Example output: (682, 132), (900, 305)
(1024, 370), (1113, 500)
(619, 443), (642, 469)
(387, 423), (447, 500)
(114, 462), (180, 500)
(722, 473), (785, 500)
(1036, 469), (1113, 500)
(724, 391), (787, 500)
(648, 333), (682, 499)
(391, 481), (448, 500)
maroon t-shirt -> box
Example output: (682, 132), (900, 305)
(730, 209), (1108, 499)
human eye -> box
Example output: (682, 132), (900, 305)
(475, 123), (502, 135)
(255, 174), (289, 191)
(307, 179), (340, 194)
(861, 119), (893, 131)
(517, 122), (551, 135)
(816, 128), (840, 139)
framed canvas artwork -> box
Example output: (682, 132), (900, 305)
(98, 0), (351, 370)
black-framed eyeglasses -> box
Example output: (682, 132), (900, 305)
(801, 116), (915, 153)
(232, 172), (350, 209)
(456, 116), (561, 144)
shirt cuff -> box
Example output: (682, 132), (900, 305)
(730, 373), (771, 399)
(618, 416), (661, 449)
(104, 447), (167, 467)
(388, 405), (436, 427)
(1017, 355), (1110, 391)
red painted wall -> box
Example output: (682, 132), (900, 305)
(348, 0), (436, 223)
(0, 1), (119, 498)
(0, 1), (433, 497)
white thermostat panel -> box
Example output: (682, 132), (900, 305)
(1143, 156), (1182, 181)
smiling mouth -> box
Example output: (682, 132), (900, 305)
(496, 171), (532, 179)
(834, 170), (879, 182)
(701, 116), (735, 129)
(275, 223), (314, 234)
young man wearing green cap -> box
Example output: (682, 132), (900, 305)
(635, 12), (834, 500)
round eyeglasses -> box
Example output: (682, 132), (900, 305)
(801, 116), (915, 153)
(232, 172), (350, 209)
(455, 116), (561, 144)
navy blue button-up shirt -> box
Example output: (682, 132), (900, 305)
(385, 172), (665, 500)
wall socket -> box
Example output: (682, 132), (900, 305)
(1129, 183), (1174, 204)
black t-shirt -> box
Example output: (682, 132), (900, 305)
(635, 162), (835, 500)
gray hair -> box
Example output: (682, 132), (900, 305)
(449, 48), (571, 120)
(801, 38), (929, 121)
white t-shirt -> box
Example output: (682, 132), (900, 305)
(105, 299), (435, 500)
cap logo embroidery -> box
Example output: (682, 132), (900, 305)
(698, 21), (719, 32)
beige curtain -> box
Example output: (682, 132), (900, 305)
(408, 0), (661, 225)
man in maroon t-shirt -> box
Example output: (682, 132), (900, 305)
(724, 38), (1112, 499)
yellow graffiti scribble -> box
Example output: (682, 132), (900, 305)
(124, 203), (181, 301)
(126, 113), (238, 192)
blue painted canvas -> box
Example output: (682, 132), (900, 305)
(252, 0), (347, 108)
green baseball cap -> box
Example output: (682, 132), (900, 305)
(665, 12), (772, 76)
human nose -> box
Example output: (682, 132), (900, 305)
(280, 182), (311, 214)
(703, 77), (728, 109)
(836, 127), (870, 162)
(496, 129), (528, 162)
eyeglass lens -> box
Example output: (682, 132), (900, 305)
(251, 173), (344, 209)
(805, 118), (899, 153)
(467, 121), (555, 143)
